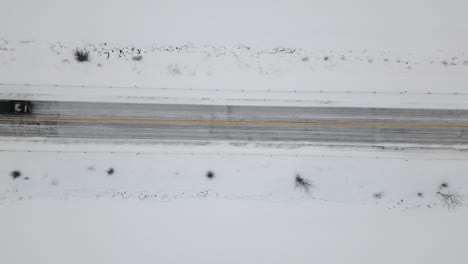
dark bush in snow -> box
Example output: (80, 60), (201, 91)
(440, 182), (449, 189)
(107, 168), (114, 176)
(132, 55), (143, 61)
(10, 170), (21, 179)
(206, 171), (214, 179)
(74, 49), (89, 62)
(295, 175), (313, 193)
(437, 191), (463, 209)
(373, 192), (384, 199)
(417, 192), (424, 198)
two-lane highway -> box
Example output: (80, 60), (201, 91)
(1, 101), (468, 145)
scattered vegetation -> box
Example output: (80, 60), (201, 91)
(295, 175), (313, 193)
(206, 171), (214, 179)
(417, 192), (424, 198)
(437, 191), (463, 209)
(10, 170), (21, 179)
(373, 192), (384, 199)
(107, 168), (114, 176)
(440, 182), (449, 189)
(323, 56), (329, 61)
(74, 49), (89, 62)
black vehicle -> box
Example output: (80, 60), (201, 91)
(0, 100), (32, 114)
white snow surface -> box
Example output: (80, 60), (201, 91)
(1, 139), (467, 206)
(2, 0), (468, 49)
(1, 0), (467, 109)
(1, 140), (468, 263)
(2, 0), (468, 263)
(2, 199), (467, 264)
(1, 39), (468, 108)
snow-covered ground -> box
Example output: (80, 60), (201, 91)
(1, 40), (468, 108)
(1, 139), (467, 207)
(1, 140), (468, 263)
(2, 39), (468, 93)
(1, 0), (468, 263)
(1, 1), (468, 109)
(2, 199), (467, 264)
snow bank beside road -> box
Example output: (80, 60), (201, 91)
(1, 140), (467, 263)
(3, 83), (468, 109)
(1, 140), (466, 209)
(1, 39), (468, 108)
(1, 138), (467, 264)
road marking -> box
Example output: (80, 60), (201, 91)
(1, 116), (468, 129)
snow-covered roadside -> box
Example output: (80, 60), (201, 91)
(2, 136), (468, 159)
(1, 139), (466, 209)
(1, 39), (468, 108)
(4, 84), (468, 109)
(1, 139), (467, 263)
(2, 39), (467, 94)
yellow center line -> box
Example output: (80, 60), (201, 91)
(0, 116), (468, 129)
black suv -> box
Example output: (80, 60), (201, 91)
(0, 100), (33, 114)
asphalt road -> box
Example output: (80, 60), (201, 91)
(1, 101), (468, 145)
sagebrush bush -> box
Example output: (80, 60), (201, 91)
(437, 191), (463, 209)
(206, 171), (214, 179)
(373, 192), (384, 199)
(74, 49), (89, 62)
(10, 170), (21, 179)
(132, 55), (143, 61)
(295, 175), (313, 193)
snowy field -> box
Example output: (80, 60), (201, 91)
(1, 40), (468, 108)
(1, 140), (467, 207)
(1, 140), (468, 263)
(1, 0), (468, 263)
(2, 199), (467, 264)
(1, 1), (468, 109)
